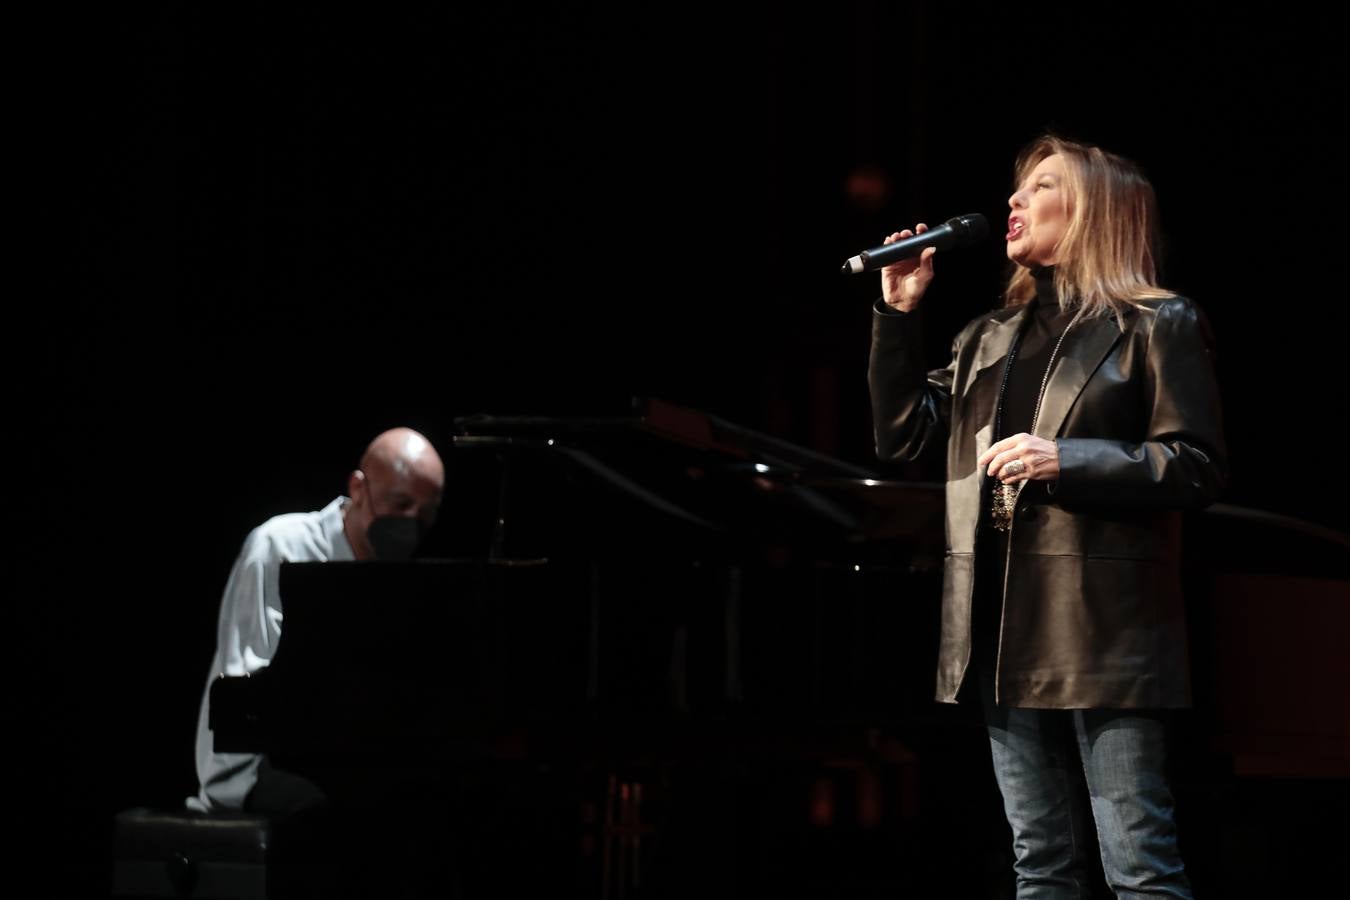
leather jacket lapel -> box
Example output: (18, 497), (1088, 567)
(968, 308), (1029, 393)
(962, 307), (1031, 466)
(1034, 314), (1125, 441)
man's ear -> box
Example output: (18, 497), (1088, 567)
(347, 469), (366, 501)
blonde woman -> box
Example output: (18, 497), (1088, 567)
(868, 135), (1225, 897)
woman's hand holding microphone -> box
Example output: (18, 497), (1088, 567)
(880, 222), (937, 312)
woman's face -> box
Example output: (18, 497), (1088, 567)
(1006, 153), (1069, 268)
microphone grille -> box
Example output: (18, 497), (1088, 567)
(946, 213), (989, 243)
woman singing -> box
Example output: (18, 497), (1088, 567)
(868, 135), (1226, 897)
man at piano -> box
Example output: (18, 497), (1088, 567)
(186, 426), (445, 813)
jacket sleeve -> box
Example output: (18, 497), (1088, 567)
(868, 299), (960, 464)
(1052, 297), (1227, 509)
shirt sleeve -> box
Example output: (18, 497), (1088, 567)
(188, 531), (282, 811)
(217, 533), (284, 674)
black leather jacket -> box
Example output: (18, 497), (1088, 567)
(869, 294), (1226, 707)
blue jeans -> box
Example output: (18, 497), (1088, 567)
(980, 675), (1192, 898)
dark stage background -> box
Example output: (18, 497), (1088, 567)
(13, 3), (1349, 897)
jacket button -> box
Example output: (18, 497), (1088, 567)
(1019, 506), (1038, 520)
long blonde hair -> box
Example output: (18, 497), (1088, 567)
(1004, 135), (1173, 319)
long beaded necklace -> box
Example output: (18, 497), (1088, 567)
(990, 303), (1085, 532)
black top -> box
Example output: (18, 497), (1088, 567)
(997, 267), (1080, 448)
(969, 267), (1079, 688)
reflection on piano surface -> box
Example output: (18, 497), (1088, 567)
(209, 398), (1350, 895)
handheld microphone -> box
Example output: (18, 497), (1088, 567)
(840, 213), (988, 274)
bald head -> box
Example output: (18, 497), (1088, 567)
(359, 427), (445, 488)
(344, 427), (445, 560)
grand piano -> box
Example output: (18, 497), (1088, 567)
(213, 398), (952, 749)
(208, 397), (1350, 897)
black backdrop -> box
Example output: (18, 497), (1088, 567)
(13, 3), (1349, 895)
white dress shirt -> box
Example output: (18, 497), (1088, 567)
(187, 496), (354, 811)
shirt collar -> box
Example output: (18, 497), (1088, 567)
(319, 496), (355, 561)
(1031, 265), (1058, 308)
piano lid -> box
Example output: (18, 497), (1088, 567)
(440, 397), (944, 561)
(454, 397), (878, 478)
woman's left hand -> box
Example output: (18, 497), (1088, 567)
(979, 434), (1060, 484)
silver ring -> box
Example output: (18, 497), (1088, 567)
(1003, 460), (1026, 477)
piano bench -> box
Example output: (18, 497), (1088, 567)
(111, 807), (278, 900)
